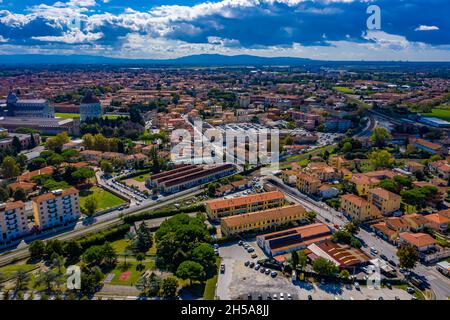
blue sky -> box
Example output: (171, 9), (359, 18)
(0, 0), (449, 61)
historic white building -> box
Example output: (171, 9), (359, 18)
(80, 91), (102, 122)
(5, 90), (54, 118)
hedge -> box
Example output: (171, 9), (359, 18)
(78, 224), (131, 250)
(122, 204), (205, 224)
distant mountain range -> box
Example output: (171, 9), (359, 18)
(0, 54), (315, 66)
(0, 54), (450, 67)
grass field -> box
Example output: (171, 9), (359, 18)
(55, 113), (129, 120)
(334, 86), (355, 94)
(132, 173), (151, 182)
(0, 264), (37, 279)
(422, 108), (450, 121)
(107, 260), (156, 286)
(79, 186), (126, 212)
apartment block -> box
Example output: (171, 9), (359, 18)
(205, 191), (285, 220)
(367, 187), (401, 215)
(32, 188), (81, 230)
(341, 194), (382, 222)
(296, 173), (321, 195)
(221, 204), (306, 237)
(0, 201), (28, 243)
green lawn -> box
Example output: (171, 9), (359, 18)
(107, 260), (156, 286)
(55, 113), (129, 120)
(422, 108), (450, 121)
(0, 264), (37, 279)
(110, 239), (157, 255)
(132, 173), (151, 182)
(56, 113), (80, 118)
(334, 86), (355, 94)
(80, 186), (126, 212)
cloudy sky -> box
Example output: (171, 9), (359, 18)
(0, 0), (449, 61)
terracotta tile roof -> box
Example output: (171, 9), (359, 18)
(32, 187), (79, 204)
(309, 240), (370, 267)
(207, 191), (284, 211)
(10, 181), (37, 192)
(341, 194), (370, 206)
(402, 214), (429, 227)
(18, 166), (54, 181)
(425, 213), (450, 224)
(372, 222), (397, 239)
(351, 173), (379, 185)
(415, 139), (443, 151)
(369, 187), (401, 201)
(1, 201), (25, 211)
(296, 172), (321, 183)
(222, 204), (305, 228)
(399, 232), (436, 248)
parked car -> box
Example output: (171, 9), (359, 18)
(386, 282), (392, 289)
(308, 295), (313, 300)
(247, 293), (252, 300)
(354, 282), (360, 291)
(251, 253), (258, 259)
(260, 267), (265, 273)
(406, 287), (415, 294)
(287, 294), (292, 300)
(255, 264), (260, 271)
(279, 293), (284, 300)
(271, 271), (278, 277)
(220, 264), (225, 273)
(238, 240), (243, 246)
(247, 247), (255, 253)
(249, 262), (255, 268)
(380, 254), (388, 261)
(244, 261), (250, 267)
(258, 294), (263, 300)
(265, 269), (271, 275)
(273, 294), (277, 300)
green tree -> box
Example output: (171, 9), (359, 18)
(396, 245), (419, 271)
(63, 240), (83, 261)
(29, 240), (45, 260)
(371, 127), (391, 147)
(13, 188), (26, 201)
(80, 266), (104, 294)
(100, 160), (114, 174)
(83, 195), (98, 216)
(132, 223), (153, 254)
(176, 261), (205, 286)
(1, 156), (21, 179)
(13, 270), (30, 292)
(368, 149), (394, 169)
(304, 211), (317, 224)
(298, 251), (308, 270)
(161, 276), (178, 298)
(312, 257), (338, 276)
(46, 132), (70, 152)
(339, 269), (351, 279)
(35, 270), (60, 293)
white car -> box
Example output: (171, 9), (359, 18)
(279, 293), (284, 300)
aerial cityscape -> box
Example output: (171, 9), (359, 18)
(0, 0), (449, 309)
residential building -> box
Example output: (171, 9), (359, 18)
(424, 212), (450, 232)
(31, 188), (81, 230)
(398, 232), (437, 252)
(257, 223), (332, 257)
(428, 160), (450, 179)
(341, 194), (382, 222)
(221, 204), (306, 237)
(350, 174), (380, 196)
(319, 185), (339, 199)
(205, 191), (285, 220)
(306, 162), (337, 182)
(0, 201), (28, 243)
(296, 172), (321, 195)
(367, 187), (401, 215)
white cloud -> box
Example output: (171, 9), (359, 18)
(415, 25), (439, 31)
(32, 30), (103, 44)
(0, 35), (8, 43)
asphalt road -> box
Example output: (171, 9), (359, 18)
(265, 176), (450, 300)
(0, 187), (203, 267)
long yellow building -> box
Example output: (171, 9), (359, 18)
(367, 187), (401, 215)
(221, 204), (306, 237)
(341, 194), (382, 222)
(205, 191), (285, 220)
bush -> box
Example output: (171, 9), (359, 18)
(122, 204), (205, 224)
(78, 224), (130, 250)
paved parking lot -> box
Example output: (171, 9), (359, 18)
(217, 241), (413, 300)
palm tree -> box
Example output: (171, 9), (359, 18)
(14, 270), (30, 293)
